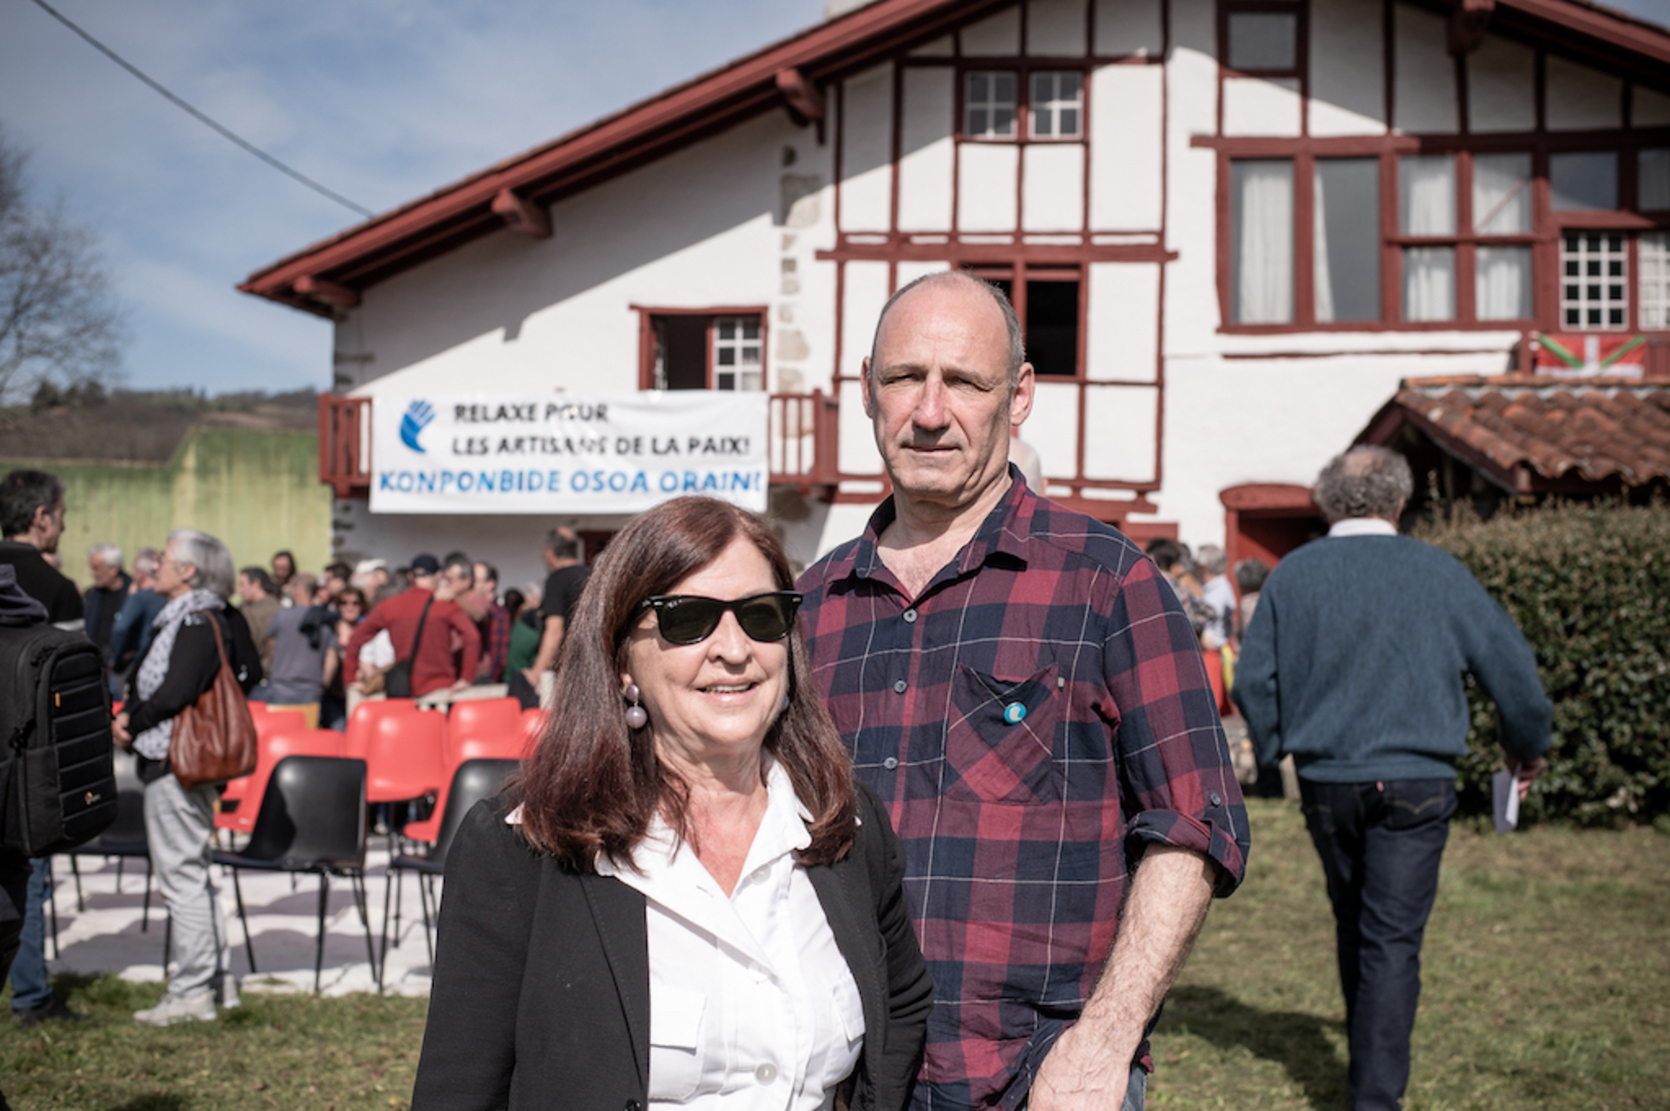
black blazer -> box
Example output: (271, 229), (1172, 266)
(413, 781), (932, 1111)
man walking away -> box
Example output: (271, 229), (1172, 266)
(798, 272), (1248, 1110)
(1234, 446), (1552, 1111)
(0, 468), (87, 1031)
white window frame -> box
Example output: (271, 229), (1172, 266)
(1029, 71), (1083, 140)
(1561, 232), (1630, 331)
(711, 316), (763, 391)
(965, 71), (1018, 140)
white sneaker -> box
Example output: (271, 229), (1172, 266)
(134, 991), (216, 1027)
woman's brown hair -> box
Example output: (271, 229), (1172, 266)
(514, 496), (856, 870)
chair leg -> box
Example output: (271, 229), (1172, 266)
(71, 855), (85, 912)
(351, 874), (379, 992)
(116, 854), (125, 893)
(163, 913), (172, 970)
(379, 866), (395, 987)
(392, 865), (404, 948)
(313, 873), (330, 995)
(228, 868), (257, 974)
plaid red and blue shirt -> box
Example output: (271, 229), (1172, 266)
(798, 474), (1250, 1110)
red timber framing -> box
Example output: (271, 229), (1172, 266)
(1200, 0), (1670, 341)
(317, 392), (844, 500)
(241, 0), (1023, 317)
(820, 0), (1175, 519)
(629, 305), (771, 391)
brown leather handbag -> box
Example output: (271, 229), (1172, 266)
(170, 613), (259, 790)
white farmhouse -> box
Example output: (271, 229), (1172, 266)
(243, 0), (1670, 586)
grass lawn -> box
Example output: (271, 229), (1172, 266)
(1151, 798), (1670, 1110)
(3, 798), (1666, 1109)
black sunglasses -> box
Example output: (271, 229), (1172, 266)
(636, 591), (803, 645)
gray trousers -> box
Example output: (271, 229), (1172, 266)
(143, 772), (234, 999)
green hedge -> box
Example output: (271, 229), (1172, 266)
(1419, 502), (1670, 826)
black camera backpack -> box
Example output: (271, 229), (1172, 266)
(0, 614), (117, 856)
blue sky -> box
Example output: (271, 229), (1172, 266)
(0, 0), (829, 396)
(2, 0), (1667, 397)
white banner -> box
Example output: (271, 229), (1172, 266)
(369, 392), (769, 514)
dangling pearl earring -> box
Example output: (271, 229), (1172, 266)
(623, 683), (648, 730)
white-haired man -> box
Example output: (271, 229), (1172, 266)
(1234, 445), (1553, 1111)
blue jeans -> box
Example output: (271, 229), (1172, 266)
(1300, 777), (1456, 1111)
(7, 858), (53, 1011)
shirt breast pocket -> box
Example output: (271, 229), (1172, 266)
(943, 664), (1061, 805)
(647, 984), (707, 1102)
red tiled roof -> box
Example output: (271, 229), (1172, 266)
(1359, 374), (1670, 491)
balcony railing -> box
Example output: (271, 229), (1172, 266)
(318, 392), (844, 499)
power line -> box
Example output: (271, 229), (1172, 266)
(28, 0), (374, 218)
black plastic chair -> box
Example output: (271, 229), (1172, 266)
(380, 758), (518, 984)
(212, 755), (378, 993)
(65, 750), (154, 925)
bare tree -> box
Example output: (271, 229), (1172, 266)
(0, 128), (125, 404)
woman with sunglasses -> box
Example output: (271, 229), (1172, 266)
(413, 496), (931, 1111)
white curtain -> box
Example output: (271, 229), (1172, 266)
(1401, 156), (1454, 320)
(1234, 161), (1293, 324)
(1473, 153), (1531, 234)
(1400, 155), (1455, 235)
(1404, 248), (1455, 321)
(1476, 247), (1531, 320)
(1313, 166), (1334, 323)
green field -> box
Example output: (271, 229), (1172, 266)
(4, 799), (1666, 1109)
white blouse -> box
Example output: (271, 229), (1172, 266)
(595, 759), (866, 1110)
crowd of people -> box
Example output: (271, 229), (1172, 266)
(1, 268), (1554, 1111)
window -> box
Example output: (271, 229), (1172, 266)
(646, 312), (765, 391)
(1400, 155), (1456, 322)
(1561, 233), (1628, 329)
(1473, 153), (1533, 320)
(1314, 159), (1380, 323)
(1030, 72), (1083, 139)
(711, 317), (762, 391)
(1641, 233), (1670, 329)
(965, 72), (1017, 139)
(1230, 159), (1294, 324)
(1640, 149), (1670, 211)
(1227, 10), (1298, 71)
(1550, 151), (1618, 211)
(985, 273), (1083, 376)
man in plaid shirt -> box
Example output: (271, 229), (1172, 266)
(799, 273), (1250, 1110)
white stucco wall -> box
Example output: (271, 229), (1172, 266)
(320, 0), (1657, 569)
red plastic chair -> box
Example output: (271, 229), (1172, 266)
(221, 706), (310, 816)
(362, 707), (448, 807)
(216, 728), (346, 834)
(447, 698), (522, 752)
(520, 708), (547, 744)
(343, 698), (424, 761)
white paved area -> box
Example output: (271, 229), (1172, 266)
(38, 843), (439, 998)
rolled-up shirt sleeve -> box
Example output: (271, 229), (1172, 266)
(1100, 557), (1250, 896)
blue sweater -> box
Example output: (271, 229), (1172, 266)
(1233, 533), (1552, 783)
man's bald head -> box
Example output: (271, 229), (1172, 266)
(868, 271), (1025, 398)
(1314, 446), (1413, 524)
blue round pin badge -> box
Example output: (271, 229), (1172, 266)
(1003, 702), (1027, 725)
